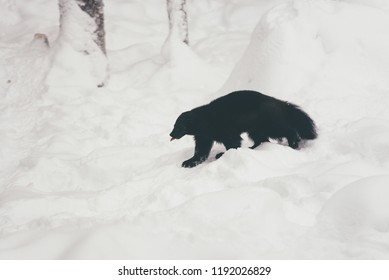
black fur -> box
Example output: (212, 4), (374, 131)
(170, 90), (317, 168)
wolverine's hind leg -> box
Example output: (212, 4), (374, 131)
(248, 130), (269, 149)
(286, 129), (301, 149)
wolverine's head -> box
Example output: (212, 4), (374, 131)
(170, 111), (195, 141)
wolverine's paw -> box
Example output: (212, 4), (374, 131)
(182, 159), (198, 168)
(288, 139), (300, 149)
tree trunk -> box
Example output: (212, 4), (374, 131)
(76, 0), (106, 54)
(58, 0), (107, 87)
(166, 0), (189, 45)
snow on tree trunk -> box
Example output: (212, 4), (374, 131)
(160, 0), (217, 87)
(57, 0), (108, 87)
(166, 0), (189, 45)
(162, 0), (190, 64)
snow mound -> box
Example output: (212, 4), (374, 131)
(220, 0), (389, 105)
(319, 175), (389, 234)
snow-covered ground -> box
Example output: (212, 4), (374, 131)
(1, 0), (389, 259)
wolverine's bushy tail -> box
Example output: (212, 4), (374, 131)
(287, 103), (317, 140)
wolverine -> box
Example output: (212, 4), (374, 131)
(170, 90), (317, 167)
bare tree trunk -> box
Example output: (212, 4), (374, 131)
(58, 0), (108, 87)
(166, 0), (189, 45)
(76, 0), (106, 54)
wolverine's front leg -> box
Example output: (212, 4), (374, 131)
(182, 135), (214, 168)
